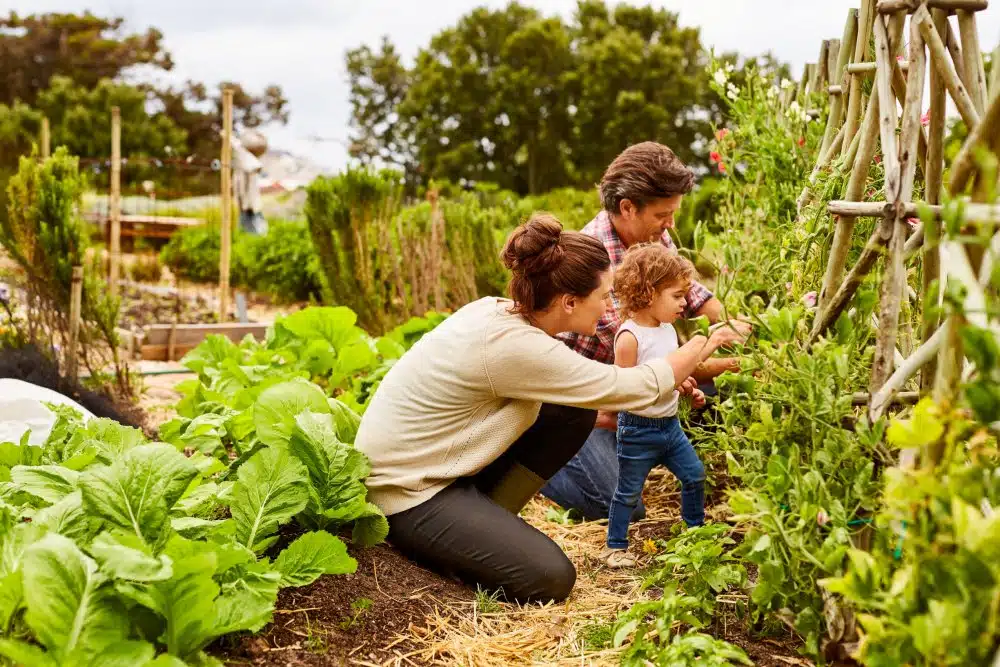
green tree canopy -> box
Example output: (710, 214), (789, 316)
(347, 0), (790, 195)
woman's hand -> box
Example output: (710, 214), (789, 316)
(595, 410), (618, 431)
(677, 376), (698, 395)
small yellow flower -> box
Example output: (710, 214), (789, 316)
(642, 538), (659, 555)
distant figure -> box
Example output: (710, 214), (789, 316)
(232, 130), (268, 235)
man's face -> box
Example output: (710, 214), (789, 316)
(618, 195), (684, 247)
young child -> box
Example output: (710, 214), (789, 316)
(603, 244), (739, 568)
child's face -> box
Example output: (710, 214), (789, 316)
(649, 280), (689, 324)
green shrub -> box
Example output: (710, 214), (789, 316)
(159, 223), (221, 282)
(237, 219), (324, 303)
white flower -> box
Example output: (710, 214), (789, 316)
(725, 62), (735, 74)
(726, 83), (739, 100)
(713, 69), (728, 87)
(780, 78), (793, 90)
(789, 100), (801, 113)
(767, 86), (777, 100)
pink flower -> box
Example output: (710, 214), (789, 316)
(817, 509), (830, 526)
(896, 54), (904, 63)
(906, 217), (920, 227)
(710, 151), (721, 163)
(874, 155), (882, 164)
(802, 291), (818, 308)
(716, 128), (730, 141)
(718, 162), (727, 174)
(921, 111), (930, 127)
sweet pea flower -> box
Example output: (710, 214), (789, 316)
(896, 54), (904, 63)
(921, 111), (930, 127)
(797, 137), (806, 147)
(716, 128), (730, 141)
(817, 509), (830, 526)
(802, 291), (818, 308)
(710, 151), (722, 163)
(906, 217), (920, 227)
(718, 162), (727, 174)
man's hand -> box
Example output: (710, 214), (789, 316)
(691, 388), (706, 409)
(595, 410), (618, 431)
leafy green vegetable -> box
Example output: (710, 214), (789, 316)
(230, 447), (310, 553)
(274, 530), (357, 587)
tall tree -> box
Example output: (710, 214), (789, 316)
(0, 11), (173, 107)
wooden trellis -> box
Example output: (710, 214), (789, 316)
(792, 0), (999, 429)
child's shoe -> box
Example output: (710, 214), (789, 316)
(601, 547), (637, 568)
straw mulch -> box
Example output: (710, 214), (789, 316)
(388, 469), (722, 667)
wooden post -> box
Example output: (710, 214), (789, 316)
(990, 44), (1000, 97)
(67, 266), (83, 383)
(40, 117), (50, 159)
(842, 0), (877, 157)
(109, 107), (121, 298)
(821, 10), (860, 158)
(871, 12), (926, 394)
(956, 10), (988, 114)
(818, 90), (881, 311)
(949, 83), (1000, 194)
(218, 87), (234, 322)
(915, 6), (980, 129)
(921, 7), (949, 391)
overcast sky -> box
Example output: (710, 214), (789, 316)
(13, 1), (1000, 171)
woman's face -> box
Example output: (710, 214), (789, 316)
(563, 270), (614, 336)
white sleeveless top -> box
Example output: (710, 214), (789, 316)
(615, 320), (680, 418)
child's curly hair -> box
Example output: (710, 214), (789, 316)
(614, 243), (696, 317)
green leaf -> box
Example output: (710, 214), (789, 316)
(159, 414), (228, 457)
(90, 531), (174, 582)
(10, 464), (80, 506)
(79, 418), (147, 461)
(20, 533), (129, 663)
(253, 379), (331, 448)
(328, 398), (362, 444)
(171, 517), (231, 541)
(32, 490), (97, 543)
(0, 638), (58, 667)
(80, 444), (200, 549)
(274, 531), (357, 587)
(279, 306), (366, 350)
(887, 398), (944, 449)
(230, 447), (310, 553)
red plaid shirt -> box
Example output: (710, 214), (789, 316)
(558, 211), (714, 364)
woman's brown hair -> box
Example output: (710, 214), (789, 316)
(614, 243), (695, 317)
(500, 213), (610, 316)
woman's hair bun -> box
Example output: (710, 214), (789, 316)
(500, 213), (565, 275)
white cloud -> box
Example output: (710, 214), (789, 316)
(11, 0), (1000, 171)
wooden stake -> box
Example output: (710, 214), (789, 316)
(948, 89), (1000, 194)
(842, 0), (877, 158)
(40, 117), (50, 159)
(921, 8), (949, 391)
(877, 0), (988, 10)
(109, 106), (121, 298)
(847, 61), (909, 74)
(218, 87), (234, 323)
(819, 90), (881, 310)
(916, 6), (980, 128)
(67, 266), (83, 384)
(870, 324), (945, 420)
(821, 10), (860, 158)
(990, 44), (1000, 97)
(828, 200), (1000, 224)
(811, 219), (895, 342)
(957, 10), (988, 114)
(871, 14), (926, 393)
(944, 19), (968, 85)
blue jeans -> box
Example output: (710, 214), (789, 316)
(541, 427), (646, 522)
(607, 413), (705, 549)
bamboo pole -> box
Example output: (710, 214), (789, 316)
(40, 117), (50, 159)
(889, 49), (929, 176)
(956, 10), (988, 114)
(67, 266), (83, 384)
(921, 8), (949, 391)
(944, 19), (968, 86)
(814, 41), (831, 93)
(990, 44), (1000, 97)
(218, 87), (234, 322)
(828, 200), (1000, 224)
(874, 16), (902, 199)
(916, 6), (980, 128)
(842, 0), (877, 158)
(109, 106), (121, 298)
(818, 92), (881, 311)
